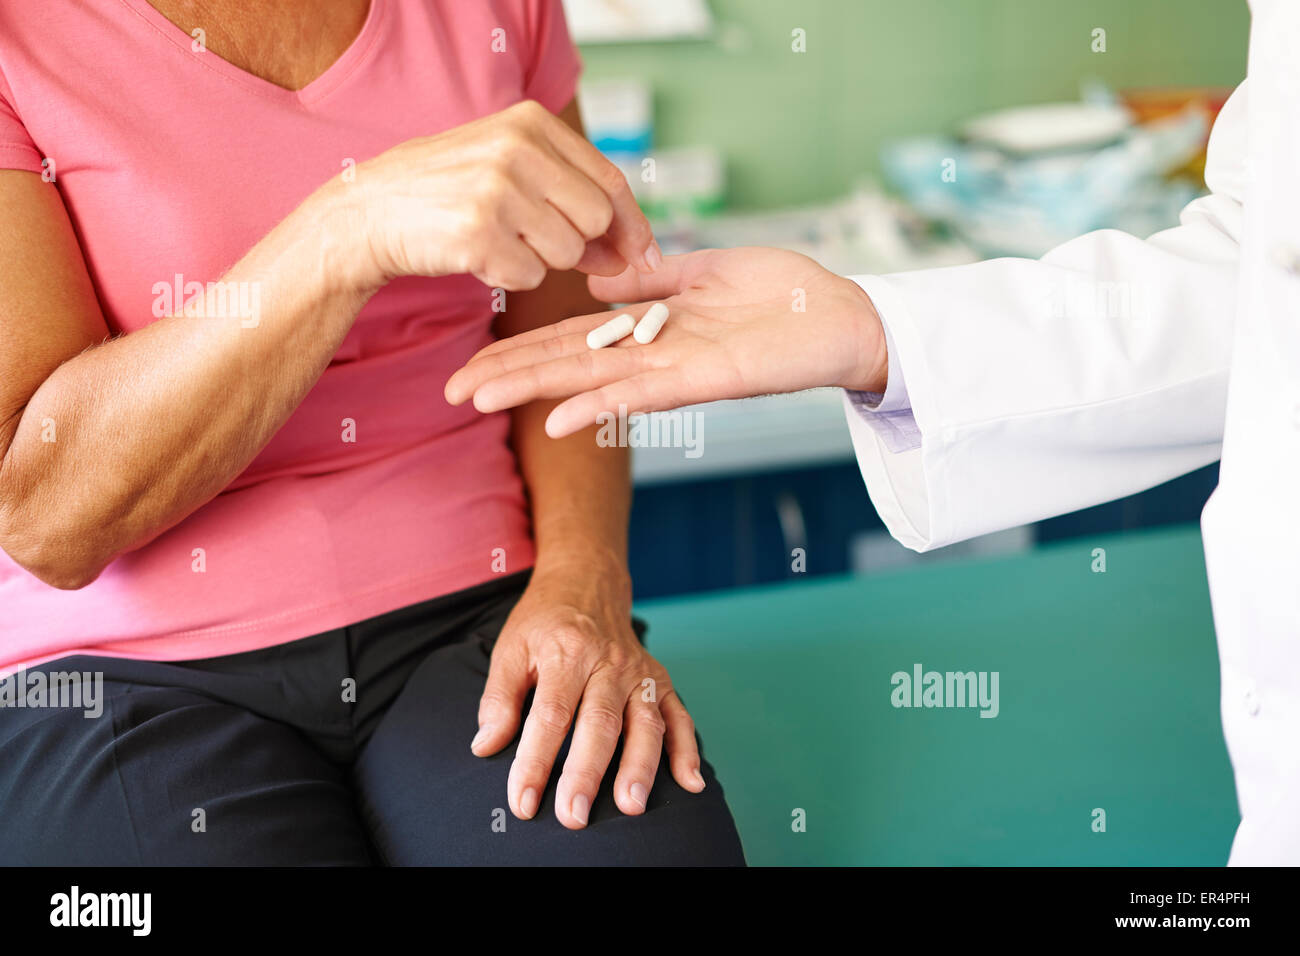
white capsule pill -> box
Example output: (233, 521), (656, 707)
(633, 302), (669, 344)
(586, 313), (636, 350)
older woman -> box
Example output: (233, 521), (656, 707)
(0, 0), (743, 865)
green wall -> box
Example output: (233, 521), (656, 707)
(578, 0), (1251, 210)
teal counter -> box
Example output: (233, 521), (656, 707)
(636, 525), (1238, 865)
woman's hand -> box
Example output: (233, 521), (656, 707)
(471, 554), (705, 829)
(444, 247), (890, 437)
(329, 99), (660, 294)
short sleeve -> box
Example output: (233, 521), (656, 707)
(521, 0), (582, 112)
(0, 79), (43, 173)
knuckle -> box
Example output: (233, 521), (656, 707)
(666, 698), (695, 731)
(587, 199), (615, 237)
(553, 617), (598, 650)
(497, 131), (539, 169)
(483, 260), (540, 293)
(476, 265), (504, 288)
(574, 349), (598, 377)
(567, 197), (613, 241)
(629, 706), (666, 736)
(530, 700), (574, 737)
(624, 216), (651, 245)
(499, 265), (545, 293)
(523, 260), (548, 288)
(496, 273), (532, 293)
(498, 103), (546, 142)
(594, 161), (630, 197)
(537, 643), (574, 672)
(570, 610), (601, 634)
(562, 767), (604, 792)
(460, 208), (492, 245)
(579, 704), (624, 738)
(495, 121), (529, 146)
(540, 332), (567, 357)
(561, 770), (605, 801)
(595, 645), (635, 673)
(556, 234), (585, 270)
(516, 98), (547, 121)
(476, 167), (514, 203)
(623, 756), (659, 781)
(511, 753), (552, 781)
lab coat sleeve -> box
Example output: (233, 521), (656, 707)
(843, 82), (1247, 552)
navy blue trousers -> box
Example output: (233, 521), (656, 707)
(0, 571), (745, 865)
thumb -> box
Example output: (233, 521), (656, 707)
(473, 638), (531, 756)
(587, 251), (700, 303)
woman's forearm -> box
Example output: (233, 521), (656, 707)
(0, 182), (368, 588)
(513, 396), (631, 574)
(503, 270), (632, 587)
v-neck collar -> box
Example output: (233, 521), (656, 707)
(117, 0), (387, 107)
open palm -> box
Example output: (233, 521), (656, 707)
(444, 247), (885, 437)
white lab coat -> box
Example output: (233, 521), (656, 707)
(843, 0), (1300, 865)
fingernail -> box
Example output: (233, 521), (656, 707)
(644, 240), (662, 272)
(520, 787), (540, 819)
(630, 782), (648, 810)
(692, 768), (706, 791)
(470, 724), (493, 753)
(571, 793), (590, 826)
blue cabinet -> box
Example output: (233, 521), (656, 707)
(629, 461), (1221, 599)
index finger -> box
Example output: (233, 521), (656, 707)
(474, 308), (618, 363)
(535, 107), (660, 274)
(444, 310), (617, 406)
(508, 663), (585, 820)
(586, 254), (694, 303)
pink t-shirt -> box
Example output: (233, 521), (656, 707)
(0, 0), (582, 676)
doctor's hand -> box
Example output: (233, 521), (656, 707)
(327, 99), (659, 294)
(470, 557), (704, 829)
(444, 247), (888, 437)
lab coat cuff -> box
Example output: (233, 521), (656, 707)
(845, 280), (911, 411)
(843, 275), (921, 454)
(839, 273), (948, 552)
